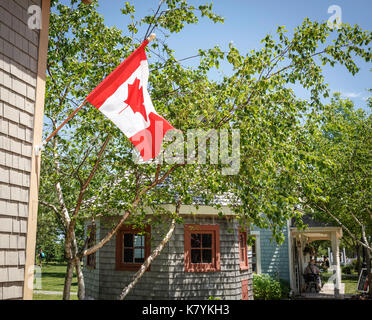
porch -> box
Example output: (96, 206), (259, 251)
(289, 219), (343, 298)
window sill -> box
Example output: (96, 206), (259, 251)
(239, 265), (249, 271)
(185, 264), (220, 272)
(86, 265), (96, 270)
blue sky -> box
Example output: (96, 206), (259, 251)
(89, 1), (372, 109)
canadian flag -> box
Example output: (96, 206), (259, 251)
(86, 39), (175, 161)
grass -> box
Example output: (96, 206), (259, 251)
(344, 278), (359, 295)
(321, 272), (359, 295)
(32, 262), (78, 300)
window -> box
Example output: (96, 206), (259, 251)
(238, 229), (249, 270)
(252, 241), (257, 272)
(249, 231), (261, 274)
(116, 225), (151, 271)
(86, 225), (96, 268)
(184, 224), (220, 272)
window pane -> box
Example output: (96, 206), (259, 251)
(191, 249), (201, 263)
(123, 248), (133, 262)
(124, 233), (133, 247)
(202, 234), (212, 248)
(240, 248), (245, 262)
(191, 234), (201, 248)
(252, 240), (257, 271)
(134, 248), (144, 263)
(240, 234), (245, 247)
(202, 249), (212, 263)
(134, 235), (144, 247)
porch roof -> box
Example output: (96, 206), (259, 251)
(290, 226), (342, 241)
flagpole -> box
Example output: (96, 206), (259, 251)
(35, 33), (157, 156)
(47, 100), (87, 143)
(34, 100), (87, 156)
(147, 33), (156, 42)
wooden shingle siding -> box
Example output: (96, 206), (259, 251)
(0, 0), (42, 300)
(253, 226), (290, 282)
(84, 220), (100, 299)
(83, 216), (253, 300)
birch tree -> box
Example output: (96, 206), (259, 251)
(300, 94), (372, 295)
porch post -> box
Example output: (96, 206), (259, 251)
(287, 222), (295, 292)
(328, 247), (332, 265)
(331, 232), (341, 297)
(343, 247), (346, 264)
(298, 235), (304, 293)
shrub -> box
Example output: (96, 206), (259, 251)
(351, 259), (360, 273)
(342, 265), (352, 274)
(279, 279), (291, 299)
(253, 274), (284, 300)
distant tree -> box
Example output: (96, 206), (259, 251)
(36, 205), (66, 263)
(301, 93), (372, 295)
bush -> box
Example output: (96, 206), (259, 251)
(351, 259), (360, 273)
(253, 274), (288, 300)
(342, 265), (352, 274)
(279, 279), (291, 299)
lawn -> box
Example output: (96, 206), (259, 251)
(32, 262), (78, 300)
(33, 293), (79, 300)
(344, 278), (359, 295)
(321, 272), (359, 295)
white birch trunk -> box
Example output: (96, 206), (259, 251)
(75, 257), (85, 300)
(63, 259), (75, 300)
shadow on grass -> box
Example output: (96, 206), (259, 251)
(41, 272), (66, 278)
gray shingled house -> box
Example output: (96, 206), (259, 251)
(83, 203), (253, 300)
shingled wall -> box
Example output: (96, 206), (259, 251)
(84, 216), (253, 300)
(0, 0), (42, 300)
(252, 226), (290, 283)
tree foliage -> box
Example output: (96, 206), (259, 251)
(301, 93), (372, 252)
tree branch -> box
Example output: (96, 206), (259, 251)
(39, 200), (67, 230)
(316, 204), (372, 252)
(51, 136), (71, 227)
(143, 0), (164, 40)
(119, 200), (181, 300)
(81, 163), (182, 258)
(65, 135), (111, 259)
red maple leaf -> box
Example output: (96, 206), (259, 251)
(120, 78), (148, 122)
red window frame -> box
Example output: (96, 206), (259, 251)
(238, 229), (249, 270)
(86, 224), (96, 269)
(115, 225), (151, 271)
(184, 224), (220, 272)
